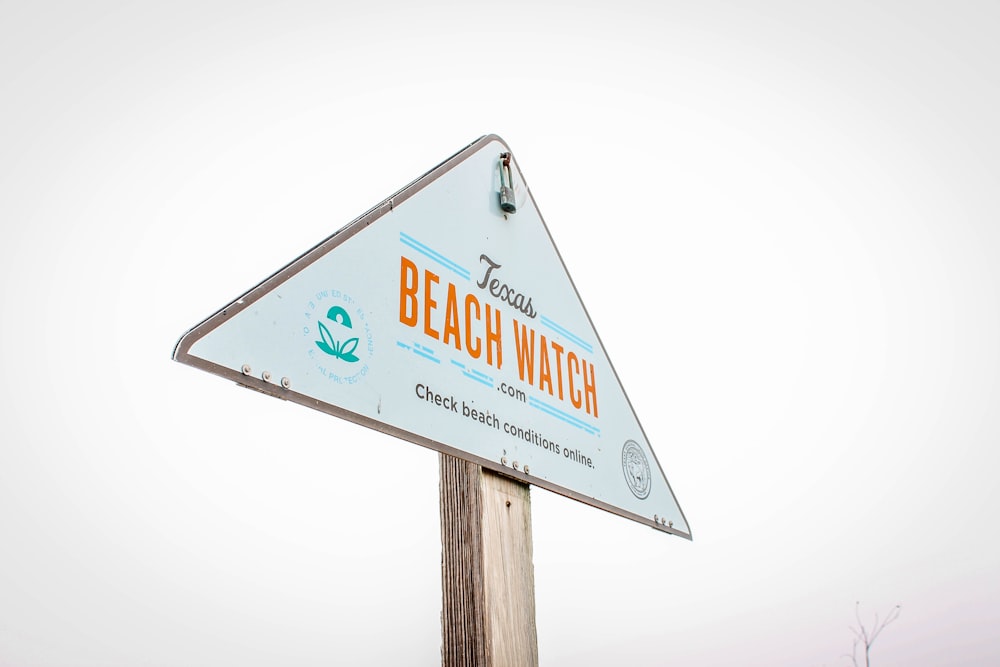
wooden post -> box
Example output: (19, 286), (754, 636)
(439, 454), (538, 667)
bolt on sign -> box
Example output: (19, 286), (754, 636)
(173, 135), (691, 538)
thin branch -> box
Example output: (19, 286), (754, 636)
(841, 636), (860, 667)
(846, 602), (901, 666)
(854, 602), (871, 646)
(868, 605), (901, 644)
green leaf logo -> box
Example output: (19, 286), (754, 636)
(315, 307), (361, 362)
(326, 306), (352, 328)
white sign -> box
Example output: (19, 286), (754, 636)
(174, 135), (691, 538)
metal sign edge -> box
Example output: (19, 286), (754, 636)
(172, 134), (693, 540)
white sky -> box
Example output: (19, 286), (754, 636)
(2, 2), (998, 665)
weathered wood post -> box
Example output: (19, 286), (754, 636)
(439, 453), (538, 667)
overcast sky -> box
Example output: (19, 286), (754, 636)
(2, 2), (999, 666)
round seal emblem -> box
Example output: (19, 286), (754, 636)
(303, 289), (374, 385)
(621, 439), (651, 499)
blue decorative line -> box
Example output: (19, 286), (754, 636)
(400, 232), (470, 280)
(463, 372), (493, 388)
(470, 369), (493, 383)
(529, 397), (600, 436)
(450, 359), (494, 388)
(540, 316), (593, 353)
(398, 340), (441, 364)
(414, 349), (440, 364)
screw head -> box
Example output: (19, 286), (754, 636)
(512, 461), (519, 470)
(241, 364), (252, 375)
(281, 377), (291, 389)
(501, 457), (508, 466)
(261, 371), (272, 382)
(523, 465), (530, 474)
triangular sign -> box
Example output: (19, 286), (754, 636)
(174, 135), (691, 538)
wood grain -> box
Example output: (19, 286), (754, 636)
(440, 454), (538, 667)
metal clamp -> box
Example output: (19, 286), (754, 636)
(499, 153), (516, 214)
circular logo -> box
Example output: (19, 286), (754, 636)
(621, 440), (651, 499)
(303, 289), (373, 385)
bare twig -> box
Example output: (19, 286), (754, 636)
(845, 602), (901, 667)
